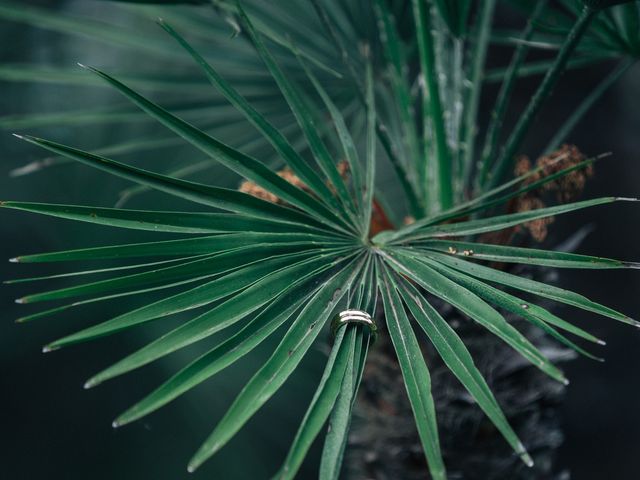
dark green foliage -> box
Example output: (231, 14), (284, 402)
(2, 0), (639, 478)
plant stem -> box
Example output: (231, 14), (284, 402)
(374, 0), (424, 209)
(310, 0), (424, 219)
(460, 0), (496, 197)
(477, 0), (548, 191)
(413, 0), (453, 212)
(377, 123), (426, 219)
(544, 58), (635, 153)
(486, 5), (597, 189)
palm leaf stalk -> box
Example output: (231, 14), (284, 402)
(478, 0), (549, 189)
(3, 1), (640, 478)
(412, 0), (454, 211)
(544, 57), (636, 153)
(484, 0), (640, 190)
(485, 4), (599, 189)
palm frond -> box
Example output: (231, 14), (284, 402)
(3, 1), (640, 477)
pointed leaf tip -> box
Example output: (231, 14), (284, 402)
(113, 414), (131, 428)
(616, 197), (639, 202)
(597, 339), (607, 346)
(84, 377), (100, 389)
(77, 62), (88, 69)
(515, 442), (534, 467)
(9, 257), (19, 263)
(12, 133), (24, 140)
(42, 345), (55, 353)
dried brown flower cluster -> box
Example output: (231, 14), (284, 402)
(239, 145), (592, 244)
(238, 162), (349, 205)
(238, 161), (396, 236)
(515, 144), (594, 202)
(512, 144), (593, 242)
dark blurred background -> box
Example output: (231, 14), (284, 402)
(1, 1), (639, 479)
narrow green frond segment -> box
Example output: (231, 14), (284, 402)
(48, 251), (321, 350)
(211, 0), (343, 78)
(487, 6), (598, 188)
(0, 1), (184, 59)
(319, 261), (374, 480)
(402, 197), (635, 241)
(13, 275), (202, 323)
(235, 2), (358, 221)
(0, 201), (340, 238)
(432, 0), (472, 36)
(413, 0), (453, 211)
(427, 251), (639, 326)
(12, 136), (323, 228)
(319, 326), (369, 480)
(460, 0), (496, 191)
(10, 232), (349, 263)
(450, 154), (602, 224)
(73, 253), (358, 387)
(3, 102), (232, 131)
(418, 240), (633, 269)
(483, 56), (605, 83)
(1, 201), (340, 240)
(373, 0), (422, 210)
(378, 261), (446, 480)
(294, 48), (365, 223)
(5, 255), (197, 284)
(384, 153), (603, 242)
(307, 0), (422, 218)
(187, 255), (365, 472)
(362, 60), (377, 241)
(479, 0), (548, 189)
(20, 244), (311, 305)
(383, 250), (567, 383)
(0, 64), (212, 94)
(75, 66), (354, 234)
(396, 279), (533, 466)
(426, 259), (603, 360)
(113, 262), (336, 426)
(157, 20), (345, 218)
(273, 326), (355, 480)
(545, 59), (635, 152)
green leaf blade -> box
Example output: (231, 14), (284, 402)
(186, 254), (364, 472)
(396, 279), (533, 467)
(273, 326), (355, 480)
(418, 239), (634, 269)
(378, 260), (446, 480)
(384, 250), (567, 383)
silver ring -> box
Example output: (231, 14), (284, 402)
(331, 309), (377, 340)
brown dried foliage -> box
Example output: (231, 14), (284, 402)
(239, 160), (395, 236)
(486, 144), (593, 243)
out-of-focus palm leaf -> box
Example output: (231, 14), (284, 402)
(4, 1), (640, 477)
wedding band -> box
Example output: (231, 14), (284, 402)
(331, 309), (377, 340)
